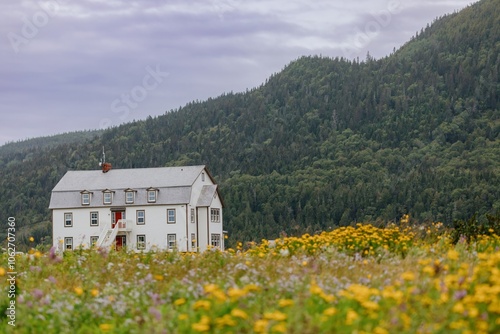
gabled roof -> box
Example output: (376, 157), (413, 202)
(52, 165), (206, 192)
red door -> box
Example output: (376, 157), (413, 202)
(112, 211), (123, 228)
(115, 235), (126, 250)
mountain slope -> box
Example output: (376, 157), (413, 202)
(1, 0), (499, 248)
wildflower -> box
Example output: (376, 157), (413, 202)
(215, 314), (236, 328)
(74, 287), (84, 296)
(192, 315), (210, 332)
(346, 309), (358, 325)
(149, 307), (161, 321)
(264, 310), (287, 321)
(254, 319), (269, 333)
(99, 324), (113, 332)
(154, 274), (164, 281)
(278, 299), (294, 308)
(0, 267), (6, 276)
(193, 300), (211, 310)
(174, 298), (186, 306)
(447, 249), (459, 261)
(231, 308), (248, 319)
(323, 307), (337, 316)
(29, 237), (34, 242)
(271, 322), (287, 333)
(227, 287), (247, 300)
(178, 314), (188, 321)
(91, 289), (99, 297)
(401, 271), (415, 282)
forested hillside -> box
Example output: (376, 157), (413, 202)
(1, 0), (499, 248)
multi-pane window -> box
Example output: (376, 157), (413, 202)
(125, 191), (135, 204)
(103, 191), (112, 205)
(90, 212), (99, 226)
(64, 213), (73, 227)
(147, 190), (157, 203)
(136, 210), (145, 225)
(64, 237), (73, 250)
(137, 235), (146, 250)
(81, 192), (90, 205)
(211, 234), (221, 248)
(90, 236), (99, 247)
(211, 208), (220, 223)
(167, 234), (176, 250)
(191, 208), (195, 224)
(167, 209), (176, 224)
(191, 233), (196, 249)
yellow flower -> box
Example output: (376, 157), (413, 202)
(346, 309), (358, 325)
(401, 271), (415, 282)
(74, 287), (84, 296)
(91, 289), (99, 297)
(0, 267), (6, 276)
(174, 298), (186, 306)
(154, 274), (164, 281)
(231, 308), (248, 319)
(203, 284), (219, 293)
(447, 249), (459, 261)
(193, 300), (211, 310)
(323, 307), (337, 316)
(99, 324), (113, 332)
(254, 319), (269, 333)
(278, 299), (294, 308)
(227, 287), (248, 300)
(271, 322), (287, 333)
(264, 311), (287, 321)
(29, 237), (34, 242)
(215, 314), (236, 328)
(178, 314), (188, 320)
(192, 315), (211, 332)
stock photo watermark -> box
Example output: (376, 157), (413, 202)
(100, 64), (169, 129)
(7, 0), (60, 54)
(5, 217), (17, 327)
(342, 0), (402, 59)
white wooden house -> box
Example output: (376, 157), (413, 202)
(49, 165), (224, 252)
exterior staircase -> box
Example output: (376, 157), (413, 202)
(96, 219), (131, 248)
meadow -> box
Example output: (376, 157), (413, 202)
(1, 222), (500, 333)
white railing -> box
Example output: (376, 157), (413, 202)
(96, 219), (131, 248)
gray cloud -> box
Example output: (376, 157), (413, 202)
(0, 0), (478, 145)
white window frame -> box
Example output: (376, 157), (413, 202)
(211, 234), (221, 248)
(81, 192), (90, 205)
(103, 191), (113, 205)
(136, 210), (145, 225)
(167, 234), (176, 250)
(147, 189), (157, 203)
(90, 212), (99, 226)
(64, 237), (73, 250)
(137, 235), (146, 250)
(125, 191), (135, 204)
(191, 208), (195, 224)
(64, 213), (73, 227)
(90, 236), (99, 247)
(211, 208), (220, 223)
(167, 209), (176, 224)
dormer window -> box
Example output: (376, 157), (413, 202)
(81, 191), (92, 205)
(103, 189), (114, 205)
(147, 188), (158, 203)
(201, 172), (205, 182)
(125, 189), (136, 204)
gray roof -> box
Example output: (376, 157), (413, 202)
(49, 166), (207, 209)
(52, 165), (206, 191)
(196, 185), (218, 207)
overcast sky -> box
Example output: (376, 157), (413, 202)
(0, 0), (478, 146)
